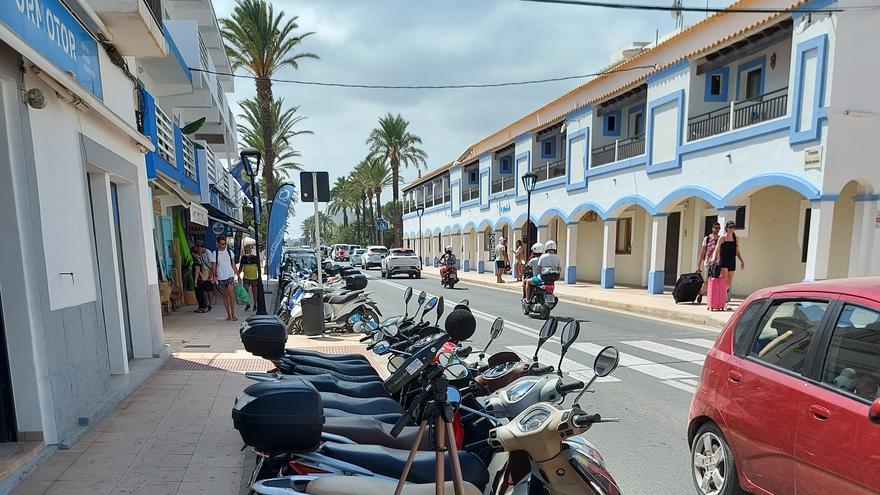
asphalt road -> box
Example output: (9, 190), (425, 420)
(357, 267), (720, 495)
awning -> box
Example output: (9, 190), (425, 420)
(208, 214), (253, 235)
(152, 176), (192, 207)
(189, 203), (209, 226)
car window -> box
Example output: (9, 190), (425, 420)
(821, 304), (880, 403)
(749, 299), (829, 374)
(373, 247), (388, 254)
(732, 299), (766, 357)
(394, 249), (416, 256)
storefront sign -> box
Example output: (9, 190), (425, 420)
(804, 146), (822, 170)
(1, 0), (103, 99)
(211, 221), (226, 235)
(189, 203), (209, 227)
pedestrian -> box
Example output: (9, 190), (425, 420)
(711, 221), (745, 310)
(214, 235), (241, 321)
(239, 244), (260, 312)
(190, 246), (207, 313)
(513, 239), (525, 282)
(494, 237), (509, 283)
(196, 240), (214, 311)
(694, 222), (721, 304)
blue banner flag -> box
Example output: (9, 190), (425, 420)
(268, 183), (296, 278)
(229, 160), (255, 205)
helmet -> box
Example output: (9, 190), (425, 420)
(531, 242), (544, 254)
(445, 246), (453, 254)
(544, 240), (557, 251)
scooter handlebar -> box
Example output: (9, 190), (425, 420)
(359, 334), (373, 343)
(557, 381), (585, 394)
(530, 364), (554, 375)
(571, 413), (620, 428)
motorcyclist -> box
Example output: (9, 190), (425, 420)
(525, 240), (561, 302)
(522, 242), (544, 301)
(439, 246), (456, 281)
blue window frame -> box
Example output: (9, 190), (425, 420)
(704, 66), (729, 102)
(628, 106), (645, 137)
(499, 155), (513, 174)
(541, 137), (556, 159)
(736, 55), (766, 101)
(603, 110), (621, 137)
(467, 169), (478, 185)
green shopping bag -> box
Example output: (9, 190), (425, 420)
(235, 284), (250, 305)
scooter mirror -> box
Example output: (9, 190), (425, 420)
(435, 297), (445, 324)
(560, 320), (580, 350)
(490, 317), (504, 339)
(437, 352), (470, 381)
(423, 297), (438, 313)
(593, 346), (620, 377)
(373, 340), (391, 355)
(388, 355), (405, 373)
(534, 317), (558, 361)
(385, 324), (399, 337)
(446, 386), (461, 406)
(418, 291), (427, 305)
(404, 287), (413, 305)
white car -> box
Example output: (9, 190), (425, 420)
(381, 248), (422, 279)
(361, 246), (388, 269)
(350, 248), (366, 267)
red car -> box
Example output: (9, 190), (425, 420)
(688, 278), (880, 495)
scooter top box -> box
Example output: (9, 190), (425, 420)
(240, 315), (286, 360)
(343, 273), (368, 291)
(232, 378), (324, 453)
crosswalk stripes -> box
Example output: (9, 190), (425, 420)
(506, 346), (620, 383)
(621, 340), (706, 364)
(674, 338), (715, 349)
(571, 342), (699, 394)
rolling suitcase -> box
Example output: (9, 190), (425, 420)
(707, 277), (727, 311)
(672, 272), (703, 303)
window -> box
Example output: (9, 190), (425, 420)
(821, 305), (880, 402)
(733, 299), (767, 357)
(750, 299), (829, 374)
(603, 112), (620, 137)
(801, 208), (812, 263)
(615, 217), (632, 255)
(468, 169), (479, 185)
(704, 66), (729, 102)
(541, 138), (556, 159)
(499, 156), (512, 174)
(745, 68), (762, 99)
(734, 205), (747, 230)
(631, 111), (644, 137)
(710, 75), (723, 95)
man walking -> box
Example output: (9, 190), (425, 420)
(214, 235), (240, 321)
(239, 244), (260, 312)
(494, 237), (509, 283)
(197, 240), (215, 311)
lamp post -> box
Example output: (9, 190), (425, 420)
(416, 206), (425, 267)
(240, 147), (267, 315)
(521, 171), (538, 254)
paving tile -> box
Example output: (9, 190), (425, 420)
(26, 452), (81, 481)
(176, 480), (240, 495)
(119, 465), (186, 483)
(57, 462), (128, 483)
(185, 452), (244, 469)
(46, 478), (119, 495)
(9, 480), (54, 495)
(110, 481), (180, 495)
(181, 466), (242, 483)
(131, 454), (192, 469)
(82, 441), (146, 455)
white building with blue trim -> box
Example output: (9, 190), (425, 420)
(402, 0), (880, 296)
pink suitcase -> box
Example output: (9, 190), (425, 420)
(707, 277), (727, 311)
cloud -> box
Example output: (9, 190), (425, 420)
(215, 0), (719, 239)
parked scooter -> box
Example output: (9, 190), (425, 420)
(286, 288), (380, 335)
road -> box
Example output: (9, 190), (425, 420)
(358, 268), (719, 495)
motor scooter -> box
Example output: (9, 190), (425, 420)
(440, 258), (459, 289)
(287, 289), (381, 335)
(522, 267), (560, 319)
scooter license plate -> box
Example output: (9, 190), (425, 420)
(544, 294), (556, 305)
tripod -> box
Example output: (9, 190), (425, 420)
(393, 372), (466, 495)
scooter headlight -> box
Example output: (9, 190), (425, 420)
(505, 378), (539, 402)
(516, 406), (551, 433)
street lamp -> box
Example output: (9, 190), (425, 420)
(240, 147), (267, 315)
(416, 206), (425, 266)
(521, 171), (538, 256)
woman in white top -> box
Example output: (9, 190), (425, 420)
(214, 235), (241, 321)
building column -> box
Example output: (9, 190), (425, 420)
(647, 214), (668, 294)
(477, 231), (486, 273)
(601, 219), (617, 288)
(452, 233), (462, 269)
(804, 200), (836, 281)
(565, 222), (578, 284)
(848, 198), (879, 277)
(537, 224), (550, 244)
(462, 232), (470, 272)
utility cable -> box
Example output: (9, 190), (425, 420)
(188, 65), (658, 90)
(520, 0), (879, 14)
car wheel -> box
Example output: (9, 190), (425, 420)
(691, 423), (742, 495)
(415, 272), (421, 279)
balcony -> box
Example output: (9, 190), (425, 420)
(90, 0), (166, 57)
(461, 186), (480, 202)
(491, 175), (515, 194)
(591, 135), (646, 167)
(141, 88), (201, 194)
(533, 159), (566, 182)
(688, 87), (789, 141)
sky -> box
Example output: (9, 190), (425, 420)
(211, 0), (725, 239)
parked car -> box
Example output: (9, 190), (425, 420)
(349, 248), (366, 267)
(330, 244), (349, 261)
(381, 248), (421, 279)
(348, 244), (362, 256)
(687, 277), (880, 495)
(361, 246), (388, 269)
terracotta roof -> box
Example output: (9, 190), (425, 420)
(402, 162), (453, 192)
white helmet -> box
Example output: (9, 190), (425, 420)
(531, 242), (544, 254)
(544, 240), (557, 251)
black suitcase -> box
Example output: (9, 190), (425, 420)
(673, 272), (704, 303)
(239, 315), (287, 360)
(344, 274), (368, 291)
(232, 378), (324, 453)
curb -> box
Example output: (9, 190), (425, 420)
(422, 271), (728, 330)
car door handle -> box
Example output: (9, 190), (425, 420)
(809, 405), (831, 422)
(728, 370), (742, 384)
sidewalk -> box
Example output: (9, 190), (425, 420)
(424, 266), (739, 329)
(10, 301), (377, 495)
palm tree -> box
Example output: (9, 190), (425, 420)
(238, 97), (311, 191)
(366, 113), (427, 245)
(220, 0), (317, 199)
(329, 176), (353, 227)
(358, 157), (393, 244)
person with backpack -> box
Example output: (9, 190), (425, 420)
(694, 223), (721, 304)
(712, 221), (745, 310)
(214, 235), (241, 321)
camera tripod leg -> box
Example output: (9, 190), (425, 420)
(445, 419), (466, 495)
(394, 421), (429, 495)
(435, 419), (445, 495)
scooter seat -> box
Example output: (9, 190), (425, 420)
(323, 416), (431, 450)
(284, 355), (378, 376)
(319, 392), (404, 415)
(307, 477), (482, 495)
(327, 290), (362, 305)
(285, 348), (370, 363)
(320, 442), (489, 489)
(278, 364), (383, 383)
(271, 374), (388, 398)
(323, 409), (403, 425)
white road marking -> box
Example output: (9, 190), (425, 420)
(506, 346), (620, 383)
(674, 338), (716, 349)
(664, 381), (696, 394)
(621, 340), (706, 364)
(572, 342), (697, 380)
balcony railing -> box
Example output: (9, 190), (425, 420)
(533, 159), (566, 182)
(198, 35), (210, 71)
(154, 104), (175, 164)
(491, 175), (515, 194)
(182, 139), (197, 180)
(205, 146), (217, 183)
(591, 135), (645, 167)
(461, 187), (480, 202)
(144, 0), (162, 27)
(688, 87), (788, 141)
